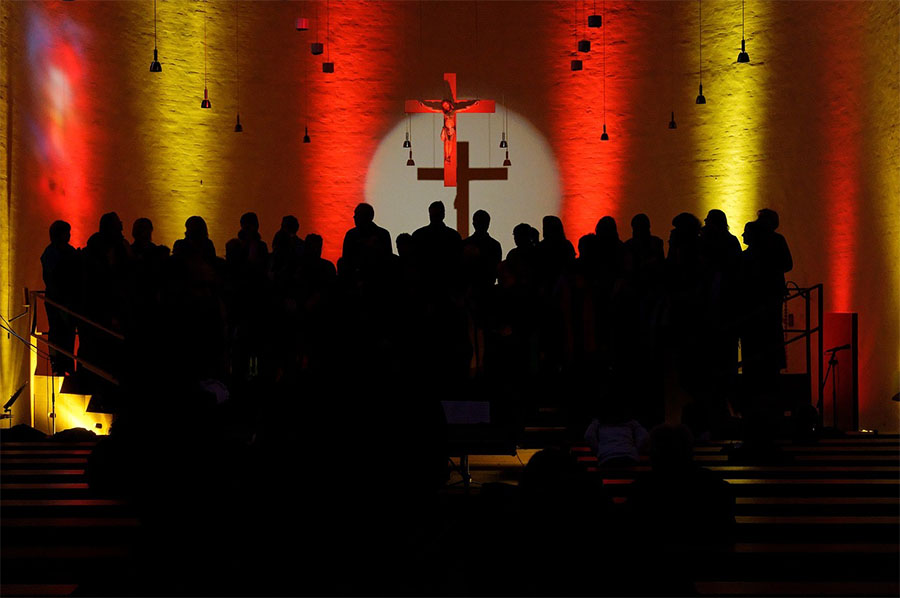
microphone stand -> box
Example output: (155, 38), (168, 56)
(820, 345), (849, 435)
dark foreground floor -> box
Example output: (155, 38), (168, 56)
(1, 433), (898, 597)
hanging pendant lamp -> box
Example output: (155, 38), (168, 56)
(303, 126), (311, 143)
(588, 0), (601, 28)
(150, 0), (162, 72)
(311, 4), (324, 54)
(577, 0), (591, 52)
(233, 1), (242, 131)
(696, 0), (706, 104)
(502, 150), (511, 167)
(406, 150), (416, 166)
(669, 111), (677, 129)
(403, 114), (412, 148)
(737, 0), (750, 63)
(200, 18), (211, 108)
(600, 1), (609, 140)
(322, 0), (334, 72)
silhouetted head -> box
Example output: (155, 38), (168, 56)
(595, 216), (619, 242)
(672, 212), (701, 234)
(703, 209), (729, 232)
(132, 218), (153, 245)
(757, 208), (780, 232)
(441, 99), (452, 112)
(280, 215), (300, 235)
(396, 233), (413, 257)
(304, 233), (323, 259)
(184, 216), (209, 241)
(649, 424), (695, 474)
(542, 215), (565, 242)
(520, 448), (581, 501)
(428, 201), (445, 225)
(631, 213), (651, 238)
(529, 226), (540, 246)
(353, 203), (375, 227)
(225, 238), (242, 262)
(513, 223), (533, 248)
(240, 212), (259, 233)
(742, 220), (761, 247)
(472, 209), (491, 234)
(578, 233), (598, 260)
(49, 220), (71, 245)
(99, 212), (123, 238)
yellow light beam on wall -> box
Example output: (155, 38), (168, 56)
(136, 0), (232, 248)
(691, 0), (769, 238)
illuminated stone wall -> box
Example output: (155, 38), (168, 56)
(1, 1), (897, 432)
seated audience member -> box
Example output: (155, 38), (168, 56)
(584, 399), (649, 466)
(627, 424), (736, 546)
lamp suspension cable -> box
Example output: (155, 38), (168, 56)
(235, 0), (239, 112)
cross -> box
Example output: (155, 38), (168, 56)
(417, 142), (508, 238)
(405, 73), (495, 187)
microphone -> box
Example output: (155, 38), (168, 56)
(3, 382), (27, 412)
(826, 344), (851, 353)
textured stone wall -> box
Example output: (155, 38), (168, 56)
(1, 1), (897, 431)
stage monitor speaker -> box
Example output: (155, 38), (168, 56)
(823, 312), (858, 431)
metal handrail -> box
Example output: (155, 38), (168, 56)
(29, 290), (122, 386)
(30, 291), (125, 341)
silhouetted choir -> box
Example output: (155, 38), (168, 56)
(39, 202), (792, 595)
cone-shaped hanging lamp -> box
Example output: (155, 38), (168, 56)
(406, 150), (416, 166)
(303, 126), (311, 143)
(234, 114), (243, 132)
(736, 0), (750, 63)
(200, 18), (211, 108)
(696, 0), (706, 105)
(668, 111), (677, 129)
(150, 0), (162, 72)
(502, 151), (511, 167)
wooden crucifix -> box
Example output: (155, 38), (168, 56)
(405, 73), (496, 187)
(417, 142), (508, 237)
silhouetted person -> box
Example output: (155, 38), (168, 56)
(536, 215), (575, 292)
(625, 424), (736, 594)
(697, 209), (743, 435)
(411, 201), (463, 289)
(462, 210), (502, 373)
(40, 220), (80, 374)
(620, 214), (667, 427)
(82, 212), (130, 377)
(756, 208), (792, 371)
(461, 209), (502, 290)
(340, 202), (392, 283)
(666, 212), (705, 418)
(271, 215), (303, 276)
(234, 212), (269, 272)
(594, 215), (625, 290)
(129, 218), (169, 327)
(584, 394), (649, 466)
(173, 215), (216, 259)
(623, 213), (665, 295)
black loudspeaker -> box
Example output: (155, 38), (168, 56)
(311, 42), (324, 55)
(578, 39), (591, 52)
(588, 14), (602, 27)
(571, 60), (583, 71)
(322, 62), (334, 73)
(823, 312), (859, 431)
